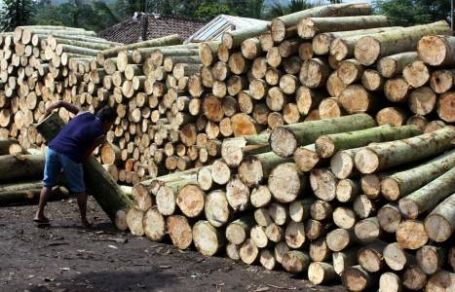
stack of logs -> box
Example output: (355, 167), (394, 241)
(126, 115), (455, 291)
(0, 138), (69, 205)
(121, 2), (455, 290)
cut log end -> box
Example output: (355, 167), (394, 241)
(354, 148), (379, 174)
(270, 127), (297, 158)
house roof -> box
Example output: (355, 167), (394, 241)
(99, 15), (205, 44)
(187, 14), (269, 43)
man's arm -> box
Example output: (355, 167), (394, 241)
(46, 101), (80, 116)
(81, 135), (106, 163)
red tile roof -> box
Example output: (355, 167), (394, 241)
(99, 15), (205, 44)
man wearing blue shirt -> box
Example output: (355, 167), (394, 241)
(34, 102), (115, 227)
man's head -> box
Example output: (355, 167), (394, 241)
(96, 106), (115, 132)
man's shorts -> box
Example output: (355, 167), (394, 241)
(43, 148), (86, 193)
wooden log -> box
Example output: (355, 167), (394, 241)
(355, 21), (451, 66)
(126, 208), (144, 236)
(376, 107), (407, 126)
(355, 127), (455, 174)
(296, 86), (325, 115)
(225, 215), (254, 245)
(354, 217), (381, 242)
(396, 220), (429, 250)
(382, 149), (455, 201)
(289, 198), (313, 222)
(299, 58), (330, 89)
(268, 162), (305, 203)
(316, 125), (419, 159)
(255, 208), (273, 227)
(336, 179), (360, 203)
(166, 215), (193, 250)
(265, 223), (283, 243)
(226, 243), (240, 261)
(403, 60), (430, 88)
(308, 262), (337, 285)
(143, 207), (165, 241)
(36, 113), (133, 222)
(0, 182), (68, 205)
(430, 70), (455, 94)
(403, 265), (428, 290)
(362, 69), (384, 91)
(270, 113), (375, 158)
(250, 225), (268, 248)
(250, 185), (272, 208)
(425, 270), (455, 292)
(333, 249), (357, 275)
(222, 27), (268, 50)
(378, 203), (402, 233)
(309, 237), (331, 262)
(450, 247), (455, 272)
(438, 91), (455, 123)
(239, 238), (259, 265)
(378, 51), (418, 78)
(399, 167), (455, 219)
(357, 241), (386, 273)
(270, 3), (372, 42)
(192, 220), (223, 256)
(418, 35), (455, 66)
(341, 266), (373, 291)
(310, 169), (338, 202)
(0, 154), (44, 182)
(281, 250), (310, 274)
(424, 193), (455, 242)
(417, 245), (445, 275)
(298, 15), (389, 39)
(226, 176), (250, 212)
(313, 26), (402, 56)
(337, 58), (364, 85)
(293, 144), (320, 173)
(285, 221), (306, 248)
(176, 184), (205, 218)
(339, 84), (375, 114)
(259, 249), (276, 271)
(379, 272), (402, 292)
(333, 206), (356, 229)
(326, 228), (354, 252)
(204, 190), (230, 228)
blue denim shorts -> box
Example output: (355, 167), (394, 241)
(43, 148), (86, 193)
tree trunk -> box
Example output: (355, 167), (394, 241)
(298, 15), (389, 39)
(281, 250), (310, 273)
(225, 215), (254, 245)
(377, 203), (402, 233)
(396, 220), (428, 250)
(0, 154), (44, 182)
(424, 193), (455, 242)
(315, 124), (420, 159)
(381, 149), (455, 201)
(354, 127), (455, 174)
(192, 220), (224, 256)
(403, 60), (430, 88)
(312, 26), (401, 56)
(355, 20), (451, 65)
(418, 35), (455, 66)
(0, 182), (68, 205)
(308, 262), (337, 285)
(270, 113), (375, 158)
(416, 245), (445, 275)
(399, 167), (455, 219)
(166, 215), (193, 250)
(377, 51), (418, 78)
(270, 3), (372, 42)
(204, 190), (230, 228)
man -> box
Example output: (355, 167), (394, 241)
(34, 101), (115, 227)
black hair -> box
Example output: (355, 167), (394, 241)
(96, 106), (115, 123)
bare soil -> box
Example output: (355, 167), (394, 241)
(0, 198), (344, 292)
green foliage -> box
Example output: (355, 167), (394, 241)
(265, 0), (313, 19)
(1, 0), (35, 31)
(374, 0), (450, 26)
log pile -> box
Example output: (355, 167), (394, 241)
(119, 3), (455, 290)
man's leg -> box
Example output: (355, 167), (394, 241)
(35, 148), (60, 222)
(35, 187), (53, 221)
(60, 154), (89, 227)
(76, 192), (91, 227)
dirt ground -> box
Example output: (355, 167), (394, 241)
(0, 198), (344, 292)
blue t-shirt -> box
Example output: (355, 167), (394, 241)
(49, 112), (104, 163)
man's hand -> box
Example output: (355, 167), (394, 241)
(45, 101), (80, 117)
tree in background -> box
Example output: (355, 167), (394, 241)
(265, 0), (313, 19)
(0, 0), (35, 31)
(374, 0), (450, 26)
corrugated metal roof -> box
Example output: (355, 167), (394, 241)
(187, 14), (269, 43)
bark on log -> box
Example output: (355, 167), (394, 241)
(355, 21), (451, 66)
(270, 113), (375, 158)
(354, 127), (455, 174)
(0, 154), (44, 182)
(377, 51), (418, 78)
(424, 193), (455, 243)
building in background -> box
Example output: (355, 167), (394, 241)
(187, 14), (269, 43)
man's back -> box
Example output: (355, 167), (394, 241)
(49, 112), (103, 163)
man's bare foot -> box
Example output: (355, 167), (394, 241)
(81, 218), (92, 228)
(33, 215), (50, 224)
